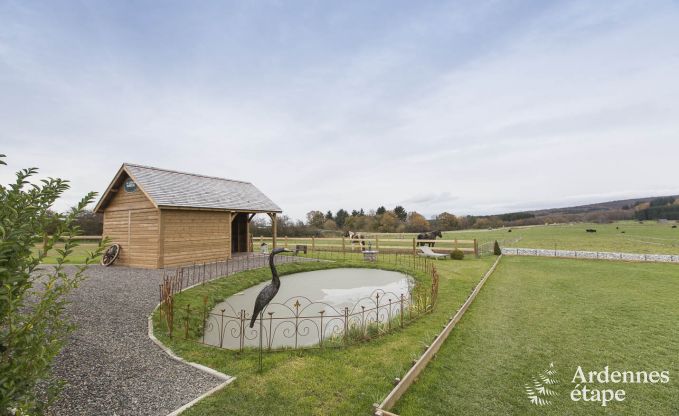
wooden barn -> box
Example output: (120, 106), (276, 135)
(94, 163), (282, 268)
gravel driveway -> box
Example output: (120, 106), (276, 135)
(47, 255), (300, 416)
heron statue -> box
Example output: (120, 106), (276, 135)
(249, 247), (291, 328)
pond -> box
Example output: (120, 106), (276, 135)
(203, 268), (413, 349)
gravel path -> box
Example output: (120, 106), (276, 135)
(47, 255), (305, 416)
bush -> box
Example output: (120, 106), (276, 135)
(493, 240), (502, 255)
(450, 249), (465, 260)
(0, 155), (106, 414)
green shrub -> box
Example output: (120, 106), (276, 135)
(493, 240), (502, 255)
(0, 155), (106, 414)
(450, 249), (465, 260)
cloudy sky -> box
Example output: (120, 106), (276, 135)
(1, 0), (678, 220)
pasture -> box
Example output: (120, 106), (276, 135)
(393, 256), (679, 415)
(444, 220), (679, 255)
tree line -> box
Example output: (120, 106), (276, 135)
(251, 205), (499, 237)
(43, 209), (104, 236)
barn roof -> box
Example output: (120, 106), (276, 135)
(94, 163), (282, 213)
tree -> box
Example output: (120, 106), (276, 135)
(650, 197), (675, 207)
(0, 155), (106, 414)
(322, 219), (338, 230)
(359, 208), (365, 216)
(458, 215), (476, 229)
(351, 209), (360, 217)
(335, 209), (349, 228)
(72, 208), (103, 235)
(436, 212), (459, 230)
(494, 240), (502, 255)
(393, 206), (407, 222)
(325, 210), (334, 220)
(406, 212), (431, 232)
(306, 210), (325, 228)
(377, 211), (400, 232)
(376, 206), (386, 215)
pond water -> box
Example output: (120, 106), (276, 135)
(203, 268), (413, 349)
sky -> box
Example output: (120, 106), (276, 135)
(1, 0), (678, 221)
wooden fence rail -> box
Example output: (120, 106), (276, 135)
(252, 236), (478, 257)
(373, 255), (503, 416)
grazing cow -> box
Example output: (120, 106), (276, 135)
(586, 229), (597, 233)
(417, 230), (443, 247)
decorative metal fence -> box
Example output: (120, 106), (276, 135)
(157, 251), (440, 352)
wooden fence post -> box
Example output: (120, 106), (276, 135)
(376, 236), (379, 251)
(312, 236), (316, 251)
(412, 238), (416, 256)
(474, 239), (479, 258)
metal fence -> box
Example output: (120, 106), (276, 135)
(158, 250), (440, 352)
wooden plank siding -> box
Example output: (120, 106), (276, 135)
(102, 186), (160, 268)
(161, 210), (232, 268)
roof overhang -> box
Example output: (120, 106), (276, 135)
(157, 205), (282, 214)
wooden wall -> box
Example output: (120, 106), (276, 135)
(161, 210), (232, 268)
(102, 186), (160, 268)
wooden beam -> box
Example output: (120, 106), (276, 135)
(267, 212), (277, 249)
(248, 213), (256, 222)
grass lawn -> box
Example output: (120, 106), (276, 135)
(444, 220), (679, 255)
(32, 243), (102, 264)
(394, 256), (679, 415)
(153, 253), (497, 416)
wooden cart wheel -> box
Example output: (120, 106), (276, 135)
(101, 244), (120, 266)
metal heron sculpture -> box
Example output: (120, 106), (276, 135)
(249, 247), (291, 328)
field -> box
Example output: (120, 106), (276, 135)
(445, 221), (679, 255)
(32, 243), (102, 264)
(153, 253), (497, 416)
(394, 257), (679, 415)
